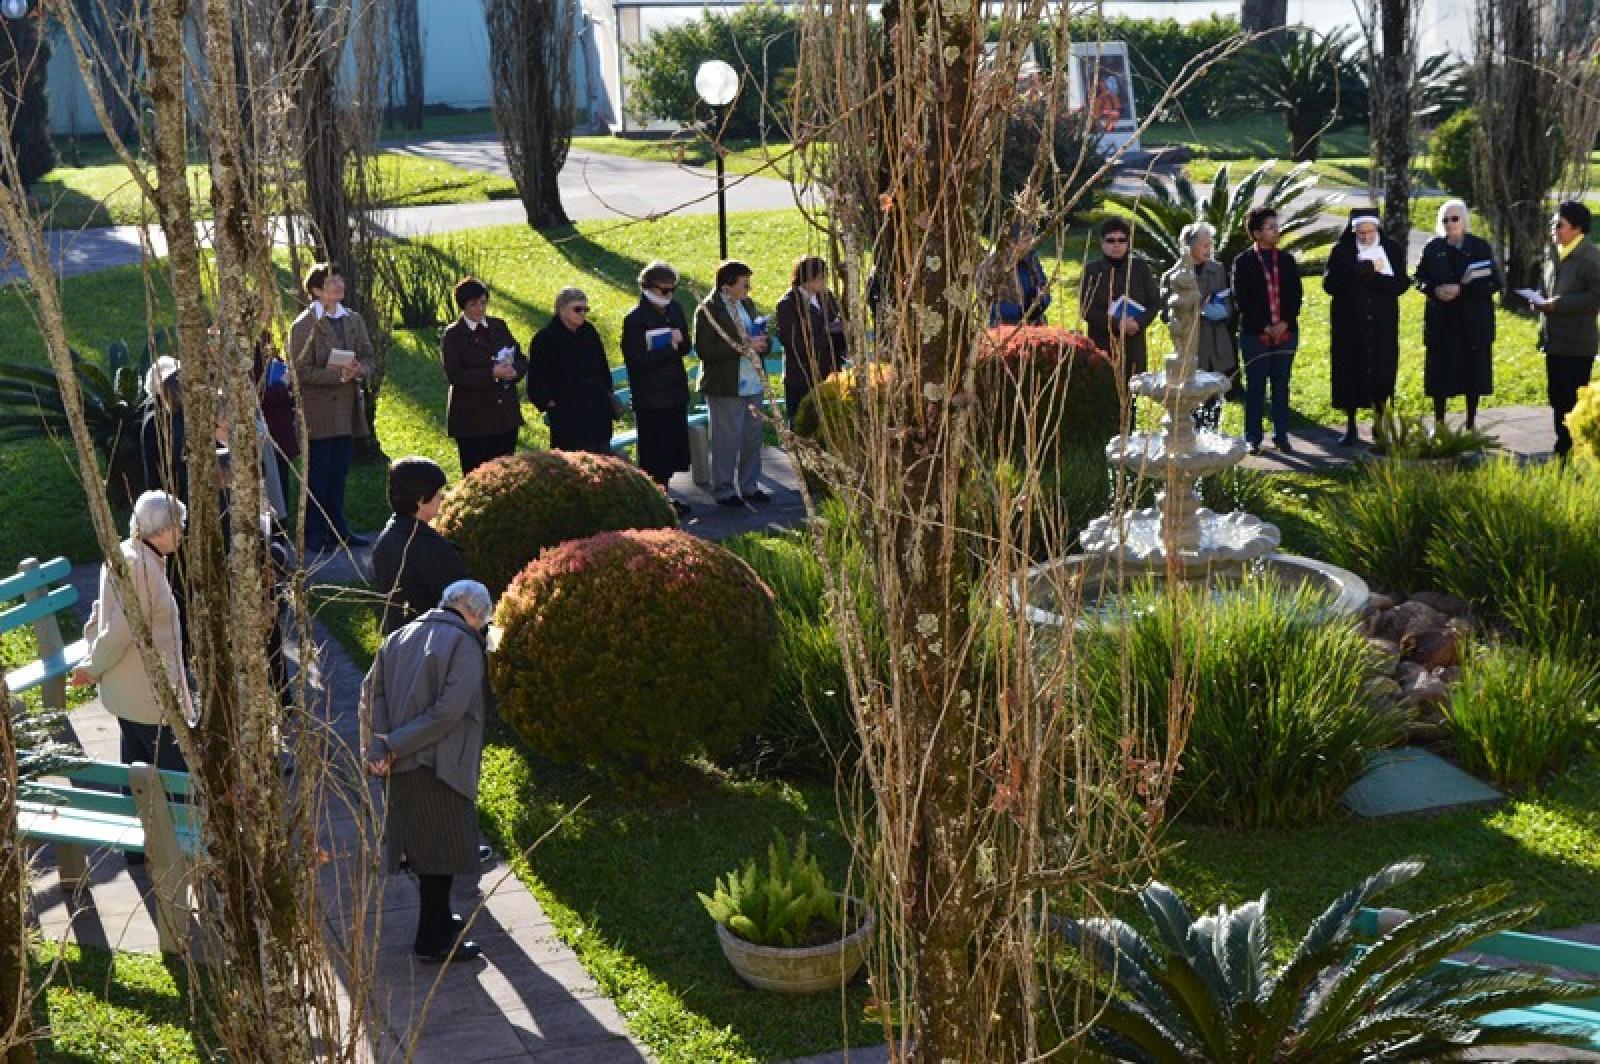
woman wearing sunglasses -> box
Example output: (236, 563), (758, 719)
(527, 287), (619, 456)
(1414, 199), (1500, 432)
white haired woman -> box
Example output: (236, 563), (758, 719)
(1161, 221), (1236, 430)
(526, 286), (618, 455)
(1414, 198), (1500, 431)
(71, 492), (194, 848)
(363, 578), (494, 963)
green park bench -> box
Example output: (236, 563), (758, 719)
(609, 356), (789, 489)
(1354, 906), (1600, 1048)
(2, 555), (89, 712)
(18, 759), (199, 954)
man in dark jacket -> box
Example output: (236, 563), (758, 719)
(773, 255), (846, 421)
(370, 457), (471, 637)
(1231, 206), (1305, 454)
(1078, 217), (1159, 374)
(441, 277), (528, 476)
(620, 261), (694, 516)
(695, 260), (771, 507)
(1537, 200), (1600, 457)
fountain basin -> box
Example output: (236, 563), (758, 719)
(1078, 506), (1281, 568)
(1020, 552), (1371, 628)
(1107, 431), (1247, 476)
(1129, 368), (1231, 402)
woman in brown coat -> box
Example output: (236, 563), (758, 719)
(287, 261), (375, 552)
(440, 276), (527, 475)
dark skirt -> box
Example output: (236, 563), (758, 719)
(385, 767), (478, 877)
(636, 406), (691, 484)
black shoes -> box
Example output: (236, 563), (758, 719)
(670, 499), (693, 519)
(716, 496), (745, 508)
(744, 490), (771, 505)
(1274, 435), (1294, 453)
(1246, 441), (1263, 456)
(414, 939), (482, 964)
(1338, 429), (1360, 447)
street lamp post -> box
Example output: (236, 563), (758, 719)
(695, 59), (739, 261)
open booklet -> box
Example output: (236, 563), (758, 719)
(1461, 260), (1493, 285)
(1514, 288), (1551, 308)
(1356, 243), (1394, 276)
(1109, 295), (1146, 321)
(327, 347), (356, 367)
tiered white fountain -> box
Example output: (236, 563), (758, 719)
(1023, 264), (1368, 625)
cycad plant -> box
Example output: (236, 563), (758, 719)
(699, 832), (847, 947)
(1109, 161), (1339, 277)
(0, 337), (158, 504)
(1057, 859), (1600, 1061)
(1241, 28), (1367, 161)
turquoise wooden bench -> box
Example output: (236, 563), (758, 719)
(1355, 907), (1600, 1046)
(19, 759), (199, 953)
(2, 556), (89, 712)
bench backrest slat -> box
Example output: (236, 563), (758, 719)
(22, 782), (137, 817)
(67, 759), (195, 799)
(0, 556), (71, 602)
(0, 585), (78, 635)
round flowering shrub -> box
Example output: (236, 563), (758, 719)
(436, 450), (676, 595)
(492, 528), (778, 774)
(1570, 384), (1600, 466)
(977, 326), (1119, 464)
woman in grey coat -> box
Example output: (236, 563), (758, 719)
(364, 579), (493, 963)
(1162, 222), (1237, 430)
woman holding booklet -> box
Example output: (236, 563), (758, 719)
(1078, 216), (1159, 375)
(288, 260), (375, 552)
(621, 261), (695, 517)
(1323, 209), (1410, 450)
(1414, 198), (1500, 431)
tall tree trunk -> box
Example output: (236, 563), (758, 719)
(1372, 0), (1414, 245)
(486, 0), (573, 230)
(1241, 0), (1289, 45)
(0, 12), (53, 189)
(0, 690), (35, 1064)
(392, 0), (423, 131)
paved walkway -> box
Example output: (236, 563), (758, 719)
(13, 145), (798, 279)
(1236, 403), (1554, 472)
(29, 563), (652, 1063)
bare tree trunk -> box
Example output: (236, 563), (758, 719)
(1364, 0), (1415, 245)
(392, 0), (424, 131)
(485, 0), (574, 229)
(0, 690), (35, 1064)
(1241, 0), (1288, 44)
(69, 0), (142, 144)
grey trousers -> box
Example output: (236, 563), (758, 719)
(707, 394), (763, 499)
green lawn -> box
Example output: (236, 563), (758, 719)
(0, 208), (1556, 570)
(571, 135), (795, 180)
(27, 152), (517, 231)
(27, 942), (203, 1062)
(1146, 113), (1371, 161)
(1181, 155), (1372, 189)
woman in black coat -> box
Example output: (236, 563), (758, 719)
(1414, 199), (1499, 431)
(527, 287), (617, 455)
(620, 261), (693, 515)
(773, 255), (846, 421)
(370, 457), (472, 637)
(1323, 210), (1411, 448)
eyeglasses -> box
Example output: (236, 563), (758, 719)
(570, 306), (590, 314)
(1103, 236), (1129, 244)
(654, 285), (677, 295)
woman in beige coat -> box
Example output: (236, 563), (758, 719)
(72, 491), (193, 795)
(287, 261), (375, 552)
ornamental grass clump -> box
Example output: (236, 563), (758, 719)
(492, 528), (777, 776)
(1319, 459), (1453, 595)
(1445, 642), (1598, 790)
(1078, 580), (1398, 828)
(436, 449), (676, 595)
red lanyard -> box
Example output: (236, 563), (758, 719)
(1255, 247), (1281, 324)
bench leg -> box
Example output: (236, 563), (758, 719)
(688, 422), (712, 488)
(128, 762), (190, 954)
(147, 860), (189, 956)
(55, 842), (87, 886)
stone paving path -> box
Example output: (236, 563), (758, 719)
(1238, 403), (1555, 472)
(28, 563), (652, 1063)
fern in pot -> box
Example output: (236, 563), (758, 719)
(698, 832), (874, 993)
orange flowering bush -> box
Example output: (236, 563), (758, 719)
(492, 528), (778, 774)
(437, 450), (676, 595)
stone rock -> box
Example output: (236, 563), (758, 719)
(1411, 590), (1470, 617)
(1403, 672), (1451, 709)
(1397, 661), (1426, 686)
(1393, 600), (1449, 638)
(1403, 627), (1460, 669)
(1445, 616), (1474, 640)
(1367, 592), (1400, 614)
(1363, 675), (1403, 702)
(1366, 637), (1403, 673)
(1442, 666), (1464, 685)
(1407, 720), (1452, 744)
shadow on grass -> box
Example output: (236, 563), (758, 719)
(478, 729), (882, 1063)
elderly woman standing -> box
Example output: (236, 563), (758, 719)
(1415, 199), (1500, 431)
(774, 255), (847, 420)
(527, 287), (617, 455)
(621, 262), (694, 516)
(371, 457), (471, 637)
(696, 260), (771, 507)
(1324, 209), (1411, 449)
(364, 579), (494, 963)
(1161, 221), (1236, 430)
(441, 277), (528, 476)
(72, 492), (193, 801)
(288, 261), (375, 552)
